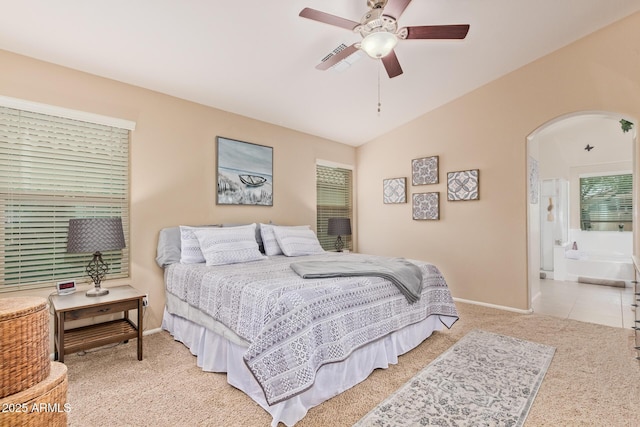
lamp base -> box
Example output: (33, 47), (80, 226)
(86, 285), (109, 297)
(85, 252), (110, 297)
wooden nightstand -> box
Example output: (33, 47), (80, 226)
(50, 285), (145, 362)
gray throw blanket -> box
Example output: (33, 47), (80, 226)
(290, 257), (423, 303)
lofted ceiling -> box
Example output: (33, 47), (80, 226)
(0, 1), (639, 146)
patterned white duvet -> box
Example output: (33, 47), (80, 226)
(164, 252), (458, 405)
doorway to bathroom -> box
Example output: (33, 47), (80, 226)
(526, 111), (637, 327)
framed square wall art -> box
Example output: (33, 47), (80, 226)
(411, 156), (439, 185)
(412, 192), (439, 220)
(216, 136), (273, 206)
(383, 178), (407, 204)
(447, 169), (479, 201)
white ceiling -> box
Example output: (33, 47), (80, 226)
(1, 0), (639, 146)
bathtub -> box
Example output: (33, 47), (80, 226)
(553, 245), (634, 284)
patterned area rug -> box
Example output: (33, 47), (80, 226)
(354, 329), (556, 426)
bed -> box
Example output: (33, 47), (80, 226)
(157, 223), (458, 426)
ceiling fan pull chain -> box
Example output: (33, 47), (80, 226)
(377, 63), (382, 115)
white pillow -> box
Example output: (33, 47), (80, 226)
(223, 223), (265, 253)
(260, 224), (310, 256)
(194, 224), (267, 266)
(179, 225), (209, 264)
(272, 226), (325, 257)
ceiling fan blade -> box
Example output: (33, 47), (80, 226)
(383, 0), (412, 20)
(315, 43), (360, 71)
(405, 24), (470, 39)
(299, 8), (360, 31)
(381, 50), (403, 78)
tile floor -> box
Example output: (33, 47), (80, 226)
(532, 278), (638, 329)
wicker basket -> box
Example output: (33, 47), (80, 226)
(0, 297), (50, 399)
(0, 361), (68, 427)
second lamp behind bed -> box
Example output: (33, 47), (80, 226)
(327, 217), (351, 252)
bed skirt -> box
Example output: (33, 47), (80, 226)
(162, 308), (453, 426)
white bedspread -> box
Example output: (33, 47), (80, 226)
(164, 253), (458, 405)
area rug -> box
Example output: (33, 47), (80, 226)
(353, 329), (556, 427)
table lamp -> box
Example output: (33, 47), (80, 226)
(328, 217), (351, 252)
(67, 217), (126, 297)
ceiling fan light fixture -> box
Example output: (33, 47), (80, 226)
(360, 31), (398, 58)
(300, 1), (470, 78)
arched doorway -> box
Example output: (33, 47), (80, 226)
(526, 111), (638, 319)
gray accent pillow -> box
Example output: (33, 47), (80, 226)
(156, 226), (181, 267)
(155, 224), (220, 268)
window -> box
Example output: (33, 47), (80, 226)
(0, 103), (131, 291)
(580, 173), (632, 231)
(316, 163), (353, 251)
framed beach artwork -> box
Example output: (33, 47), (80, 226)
(383, 178), (407, 204)
(411, 156), (439, 185)
(412, 192), (440, 220)
(447, 169), (479, 201)
(216, 136), (273, 206)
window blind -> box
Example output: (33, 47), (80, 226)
(0, 106), (130, 291)
(316, 164), (352, 251)
(580, 174), (632, 231)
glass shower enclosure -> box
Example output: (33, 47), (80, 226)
(540, 178), (569, 275)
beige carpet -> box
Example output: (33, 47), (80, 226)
(65, 303), (640, 426)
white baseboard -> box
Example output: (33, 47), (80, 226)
(453, 297), (533, 314)
(143, 327), (163, 336)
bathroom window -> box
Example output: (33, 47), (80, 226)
(580, 173), (632, 231)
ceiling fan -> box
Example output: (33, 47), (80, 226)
(299, 0), (470, 78)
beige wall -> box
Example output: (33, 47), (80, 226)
(356, 12), (640, 310)
(1, 12), (639, 330)
(0, 50), (356, 333)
